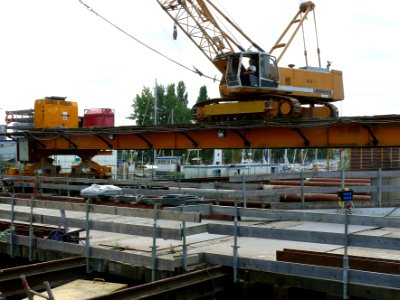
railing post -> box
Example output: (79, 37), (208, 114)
(66, 177), (70, 197)
(341, 169), (345, 189)
(38, 177), (43, 195)
(182, 220), (188, 271)
(151, 204), (159, 281)
(378, 168), (382, 207)
(9, 193), (15, 258)
(85, 198), (91, 273)
(300, 170), (305, 209)
(242, 175), (247, 208)
(343, 208), (350, 299)
(28, 195), (34, 262)
(232, 200), (239, 283)
(43, 281), (55, 300)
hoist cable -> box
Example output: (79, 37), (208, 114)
(78, 0), (218, 81)
(312, 9), (322, 68)
(300, 11), (309, 67)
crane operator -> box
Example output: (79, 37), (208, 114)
(243, 59), (256, 75)
(240, 58), (257, 86)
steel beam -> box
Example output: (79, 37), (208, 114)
(207, 223), (400, 251)
(167, 205), (400, 228)
(238, 269), (400, 299)
(0, 206), (207, 240)
(0, 198), (201, 223)
(204, 253), (400, 290)
(4, 115), (400, 157)
(1, 235), (182, 271)
(277, 248), (400, 275)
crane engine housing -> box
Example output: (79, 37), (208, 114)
(193, 51), (344, 121)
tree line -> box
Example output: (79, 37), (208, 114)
(126, 80), (330, 166)
(129, 81), (208, 126)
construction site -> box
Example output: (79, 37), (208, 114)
(1, 0), (400, 299)
(0, 156), (400, 299)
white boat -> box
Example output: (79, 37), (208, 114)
(153, 156), (182, 175)
(181, 149), (281, 179)
(182, 162), (280, 178)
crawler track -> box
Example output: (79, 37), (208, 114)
(192, 95), (338, 122)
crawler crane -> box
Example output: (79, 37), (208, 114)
(156, 1), (344, 122)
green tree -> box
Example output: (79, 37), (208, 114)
(129, 86), (155, 126)
(197, 85), (209, 103)
(177, 81), (189, 106)
(129, 81), (191, 126)
(155, 84), (167, 125)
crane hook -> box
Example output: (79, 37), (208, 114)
(173, 23), (178, 40)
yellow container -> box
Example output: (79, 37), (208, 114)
(34, 96), (79, 128)
(6, 168), (19, 175)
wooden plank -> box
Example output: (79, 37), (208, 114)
(204, 253), (400, 289)
(276, 249), (400, 275)
(23, 279), (127, 300)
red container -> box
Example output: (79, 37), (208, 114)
(83, 108), (115, 127)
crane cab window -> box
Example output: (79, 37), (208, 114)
(226, 56), (242, 87)
(239, 56), (259, 87)
(226, 54), (257, 87)
(259, 54), (279, 87)
(225, 52), (279, 88)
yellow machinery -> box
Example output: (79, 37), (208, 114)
(4, 96), (113, 178)
(156, 1), (344, 121)
(34, 96), (79, 128)
(5, 96), (79, 129)
(71, 159), (113, 179)
(6, 157), (112, 179)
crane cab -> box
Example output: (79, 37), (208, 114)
(224, 52), (279, 90)
(219, 51), (344, 103)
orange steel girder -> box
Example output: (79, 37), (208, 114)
(21, 116), (400, 157)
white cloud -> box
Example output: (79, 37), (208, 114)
(0, 0), (399, 125)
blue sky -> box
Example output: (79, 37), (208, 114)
(0, 0), (399, 125)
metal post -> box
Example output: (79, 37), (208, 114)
(232, 200), (239, 283)
(151, 204), (159, 281)
(378, 168), (382, 207)
(341, 169), (345, 189)
(182, 220), (188, 271)
(43, 281), (55, 300)
(242, 175), (247, 208)
(9, 193), (15, 258)
(85, 198), (91, 273)
(343, 208), (350, 299)
(60, 209), (68, 233)
(39, 177), (43, 195)
(66, 178), (70, 197)
(300, 170), (305, 209)
(21, 274), (55, 300)
(28, 195), (34, 262)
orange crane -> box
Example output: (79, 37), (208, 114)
(156, 0), (344, 122)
